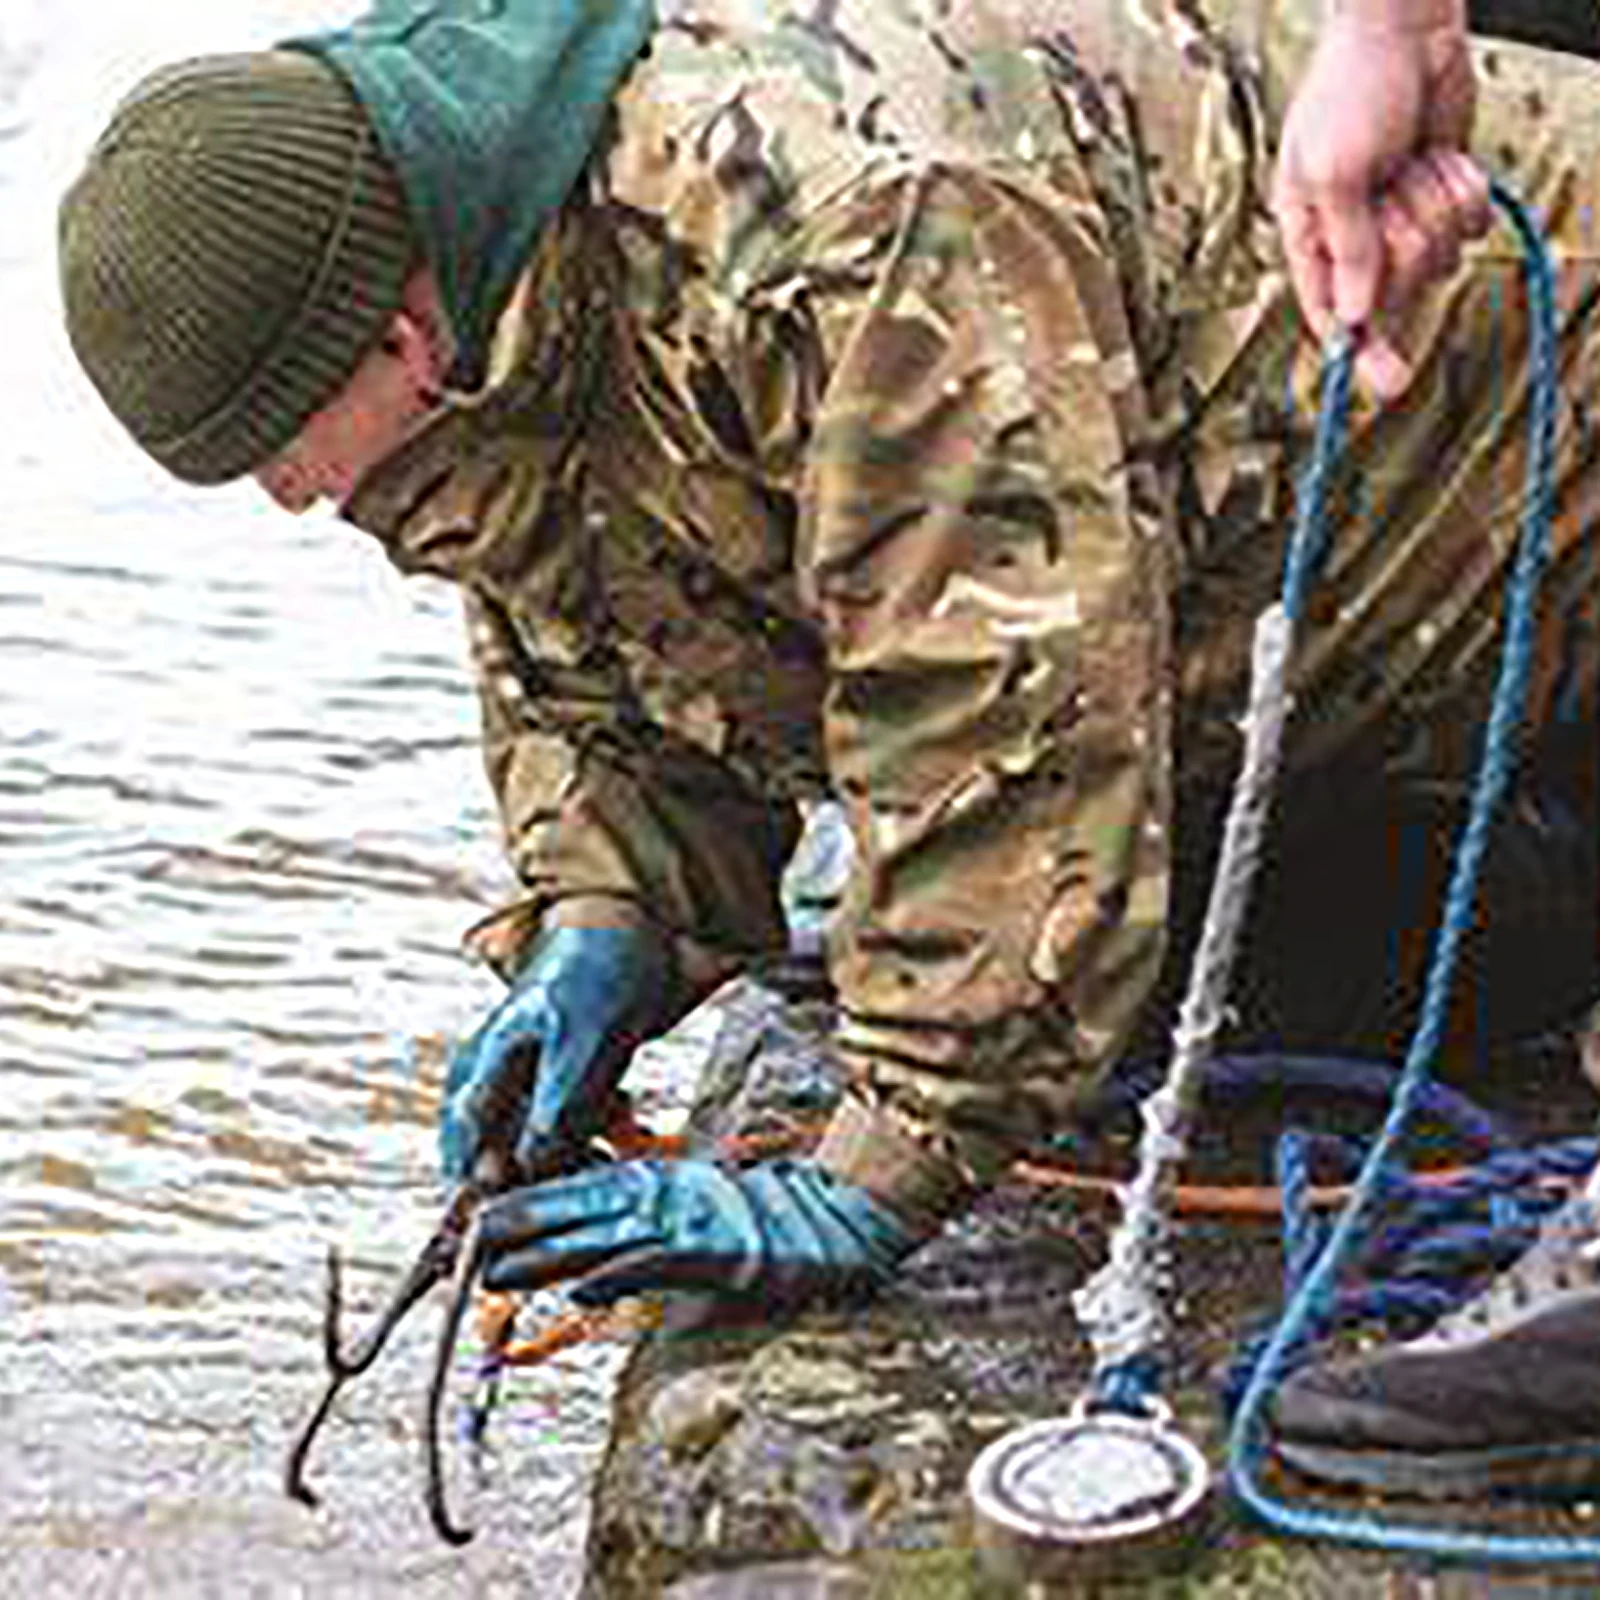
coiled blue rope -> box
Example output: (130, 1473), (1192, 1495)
(1092, 1049), (1516, 1154)
(1223, 179), (1599, 1563)
(1222, 1129), (1598, 1415)
(1081, 1044), (1550, 1421)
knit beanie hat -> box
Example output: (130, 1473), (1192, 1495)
(58, 50), (417, 486)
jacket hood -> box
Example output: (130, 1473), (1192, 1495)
(285, 0), (655, 390)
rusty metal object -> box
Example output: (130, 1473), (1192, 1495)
(283, 1174), (497, 1510)
(283, 1040), (583, 1539)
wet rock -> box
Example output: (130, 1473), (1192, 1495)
(662, 1559), (871, 1599)
(646, 1368), (745, 1463)
(582, 972), (1598, 1598)
(582, 972), (1112, 1596)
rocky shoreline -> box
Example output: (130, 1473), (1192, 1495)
(575, 961), (1597, 1598)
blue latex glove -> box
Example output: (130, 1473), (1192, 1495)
(476, 1157), (922, 1317)
(440, 925), (670, 1182)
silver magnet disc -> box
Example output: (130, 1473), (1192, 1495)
(967, 1401), (1212, 1585)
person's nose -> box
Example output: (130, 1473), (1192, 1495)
(252, 457), (317, 514)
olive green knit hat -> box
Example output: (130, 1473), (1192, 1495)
(58, 50), (417, 486)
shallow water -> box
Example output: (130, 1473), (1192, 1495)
(0, 4), (694, 1590)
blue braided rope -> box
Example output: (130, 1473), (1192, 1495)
(1224, 180), (1597, 1563)
(1093, 1050), (1515, 1152)
(1280, 320), (1360, 624)
(1221, 1130), (1597, 1414)
(1082, 1048), (1518, 1413)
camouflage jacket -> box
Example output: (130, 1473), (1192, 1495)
(343, 0), (1600, 1216)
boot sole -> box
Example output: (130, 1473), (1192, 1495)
(1276, 1438), (1600, 1502)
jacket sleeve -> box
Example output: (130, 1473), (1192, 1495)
(461, 585), (801, 987)
(793, 156), (1177, 1215)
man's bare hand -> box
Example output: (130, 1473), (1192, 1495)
(1274, 3), (1490, 399)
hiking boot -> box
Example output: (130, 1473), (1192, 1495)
(1269, 1195), (1600, 1499)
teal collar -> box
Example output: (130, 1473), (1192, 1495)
(288, 0), (654, 389)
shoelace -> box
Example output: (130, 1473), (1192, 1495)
(1424, 1198), (1600, 1346)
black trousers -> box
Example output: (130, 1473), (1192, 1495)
(1149, 720), (1598, 1070)
(1470, 0), (1600, 60)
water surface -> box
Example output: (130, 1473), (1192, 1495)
(0, 5), (678, 1589)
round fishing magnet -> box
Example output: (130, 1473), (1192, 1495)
(967, 1399), (1213, 1586)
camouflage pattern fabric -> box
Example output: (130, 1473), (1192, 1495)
(341, 0), (1599, 1212)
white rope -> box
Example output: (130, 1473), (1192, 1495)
(1072, 602), (1297, 1378)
